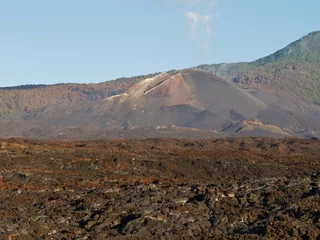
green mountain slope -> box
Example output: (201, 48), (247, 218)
(196, 31), (320, 104)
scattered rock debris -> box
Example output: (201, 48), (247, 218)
(0, 137), (319, 239)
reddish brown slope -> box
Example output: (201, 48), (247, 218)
(0, 73), (159, 118)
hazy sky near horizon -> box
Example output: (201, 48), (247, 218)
(0, 0), (319, 87)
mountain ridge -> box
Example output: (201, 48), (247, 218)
(0, 73), (161, 118)
(5, 69), (319, 139)
(195, 31), (320, 103)
(0, 31), (319, 139)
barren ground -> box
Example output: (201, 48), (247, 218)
(0, 137), (319, 239)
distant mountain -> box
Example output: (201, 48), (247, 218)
(1, 31), (319, 119)
(0, 31), (320, 139)
(195, 31), (320, 104)
(2, 69), (319, 139)
(35, 70), (266, 129)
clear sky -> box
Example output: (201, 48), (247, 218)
(0, 0), (319, 87)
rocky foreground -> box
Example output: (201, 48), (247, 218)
(0, 137), (319, 239)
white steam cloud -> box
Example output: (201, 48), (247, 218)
(185, 11), (211, 36)
(163, 0), (220, 53)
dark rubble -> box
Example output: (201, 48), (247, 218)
(0, 137), (319, 239)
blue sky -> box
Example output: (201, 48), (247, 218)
(0, 0), (319, 87)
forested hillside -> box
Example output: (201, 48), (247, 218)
(196, 31), (320, 104)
